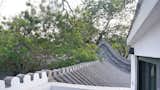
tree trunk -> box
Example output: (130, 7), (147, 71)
(96, 31), (105, 45)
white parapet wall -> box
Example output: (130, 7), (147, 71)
(0, 61), (95, 90)
(31, 82), (131, 90)
(0, 71), (48, 90)
(0, 61), (131, 90)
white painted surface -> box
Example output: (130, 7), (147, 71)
(32, 82), (131, 90)
(10, 77), (21, 88)
(128, 2), (160, 88)
(50, 82), (131, 90)
(127, 0), (159, 45)
(127, 0), (160, 58)
(130, 55), (137, 90)
(133, 20), (160, 58)
(0, 80), (5, 89)
(1, 79), (131, 90)
(0, 71), (48, 90)
(23, 75), (32, 88)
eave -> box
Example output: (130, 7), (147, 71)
(127, 0), (159, 46)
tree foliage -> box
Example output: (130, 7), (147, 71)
(0, 0), (99, 76)
(0, 0), (136, 76)
(81, 0), (136, 57)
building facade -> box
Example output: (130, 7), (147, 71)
(127, 0), (160, 90)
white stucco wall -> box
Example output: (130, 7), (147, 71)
(130, 55), (137, 90)
(25, 82), (131, 90)
(127, 0), (159, 45)
(133, 21), (160, 58)
(40, 82), (131, 90)
(128, 1), (160, 90)
(1, 72), (48, 90)
(129, 6), (160, 89)
(128, 1), (160, 58)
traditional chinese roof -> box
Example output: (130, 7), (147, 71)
(51, 40), (130, 87)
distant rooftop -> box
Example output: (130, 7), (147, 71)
(51, 40), (131, 87)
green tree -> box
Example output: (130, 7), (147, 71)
(0, 0), (99, 75)
(81, 0), (136, 57)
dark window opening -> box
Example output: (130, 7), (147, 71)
(138, 57), (157, 90)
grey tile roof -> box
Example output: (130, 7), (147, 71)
(50, 40), (131, 87)
(98, 40), (131, 73)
